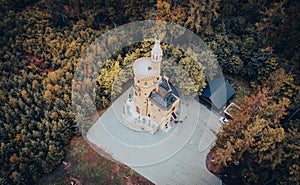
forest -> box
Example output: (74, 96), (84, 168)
(0, 0), (299, 184)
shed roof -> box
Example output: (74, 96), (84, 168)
(202, 78), (235, 110)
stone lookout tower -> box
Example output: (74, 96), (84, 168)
(123, 39), (180, 134)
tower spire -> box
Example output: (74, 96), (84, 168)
(151, 39), (163, 63)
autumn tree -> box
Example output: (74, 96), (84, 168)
(184, 0), (219, 35)
(211, 68), (299, 184)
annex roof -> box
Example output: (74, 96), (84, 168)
(159, 78), (170, 91)
(149, 91), (178, 111)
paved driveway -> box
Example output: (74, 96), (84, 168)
(87, 89), (222, 185)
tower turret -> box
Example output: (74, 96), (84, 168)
(151, 39), (163, 74)
(151, 39), (163, 62)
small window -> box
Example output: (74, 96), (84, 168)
(148, 114), (150, 117)
(136, 106), (140, 113)
(137, 80), (140, 83)
(144, 82), (147, 86)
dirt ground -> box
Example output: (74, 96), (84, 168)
(38, 136), (153, 185)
